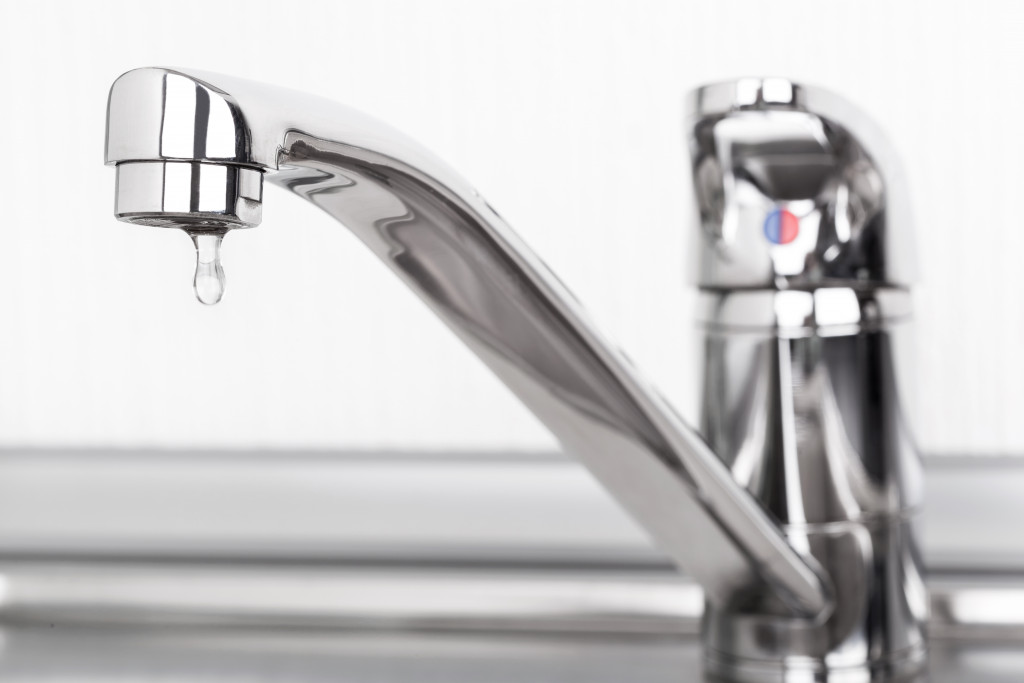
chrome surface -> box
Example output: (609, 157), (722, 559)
(687, 78), (913, 290)
(104, 68), (830, 623)
(0, 563), (1019, 682)
(695, 288), (912, 337)
(1, 625), (1024, 683)
(688, 80), (924, 680)
(114, 160), (262, 229)
(104, 71), (922, 680)
(697, 328), (925, 679)
(0, 559), (704, 634)
(0, 559), (1014, 641)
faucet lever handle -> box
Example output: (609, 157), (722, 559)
(686, 78), (914, 291)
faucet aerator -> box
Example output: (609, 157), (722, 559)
(113, 160), (264, 230)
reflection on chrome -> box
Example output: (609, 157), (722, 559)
(105, 70), (922, 681)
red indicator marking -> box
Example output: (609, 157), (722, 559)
(763, 208), (800, 245)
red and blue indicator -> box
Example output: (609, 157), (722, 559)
(763, 208), (800, 245)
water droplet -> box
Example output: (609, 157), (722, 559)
(187, 229), (227, 305)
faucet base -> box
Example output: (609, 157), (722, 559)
(701, 518), (928, 683)
(694, 310), (927, 681)
(704, 642), (927, 683)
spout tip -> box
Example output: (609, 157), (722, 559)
(114, 161), (263, 230)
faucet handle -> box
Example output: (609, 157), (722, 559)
(685, 78), (914, 291)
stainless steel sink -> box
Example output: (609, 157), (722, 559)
(0, 602), (1021, 682)
(0, 450), (1019, 680)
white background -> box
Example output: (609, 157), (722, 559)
(0, 0), (1020, 454)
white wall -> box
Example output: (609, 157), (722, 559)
(0, 0), (1020, 454)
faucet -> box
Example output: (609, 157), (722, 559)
(104, 69), (925, 681)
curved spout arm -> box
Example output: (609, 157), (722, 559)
(104, 68), (831, 617)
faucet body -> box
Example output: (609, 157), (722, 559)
(105, 69), (924, 681)
(688, 81), (926, 680)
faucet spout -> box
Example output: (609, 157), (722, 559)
(105, 67), (831, 618)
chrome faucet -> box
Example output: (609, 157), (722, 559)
(105, 69), (925, 681)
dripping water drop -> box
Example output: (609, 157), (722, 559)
(187, 228), (227, 305)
